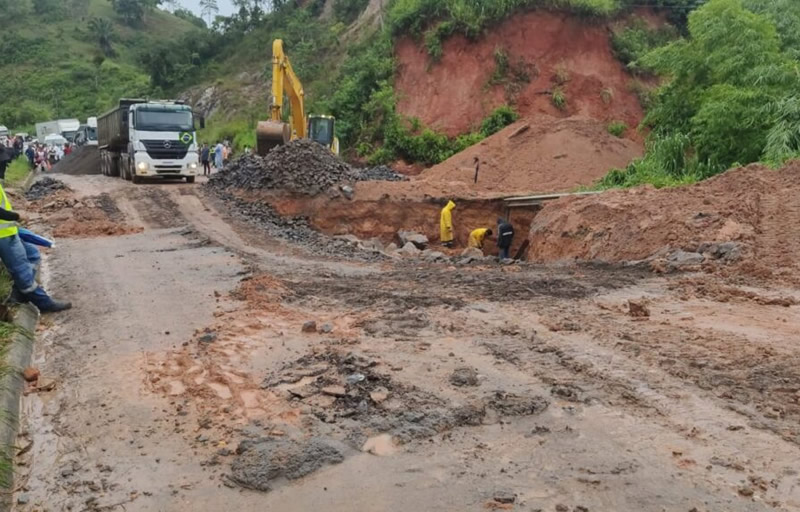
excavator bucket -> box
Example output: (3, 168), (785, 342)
(256, 120), (291, 156)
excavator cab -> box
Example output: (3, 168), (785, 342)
(308, 115), (338, 152)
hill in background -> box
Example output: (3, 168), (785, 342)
(0, 0), (197, 131)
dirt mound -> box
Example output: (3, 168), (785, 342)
(51, 146), (100, 175)
(527, 161), (800, 280)
(395, 11), (645, 138)
(355, 116), (642, 200)
(25, 177), (69, 200)
(209, 139), (356, 196)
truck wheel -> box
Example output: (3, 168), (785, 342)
(132, 172), (141, 184)
(185, 176), (196, 184)
(123, 161), (131, 181)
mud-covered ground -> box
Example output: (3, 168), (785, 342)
(11, 174), (800, 511)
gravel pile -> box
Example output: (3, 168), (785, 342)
(26, 177), (69, 200)
(209, 140), (408, 196)
(209, 139), (357, 196)
(219, 191), (386, 262)
(354, 165), (408, 182)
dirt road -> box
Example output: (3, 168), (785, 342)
(13, 175), (800, 511)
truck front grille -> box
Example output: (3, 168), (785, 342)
(142, 140), (189, 160)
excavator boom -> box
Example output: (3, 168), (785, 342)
(256, 39), (339, 156)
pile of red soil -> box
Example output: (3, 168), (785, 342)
(394, 11), (646, 138)
(527, 161), (800, 279)
(355, 116), (642, 200)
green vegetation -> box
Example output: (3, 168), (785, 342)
(551, 87), (567, 110)
(600, 0), (800, 189)
(0, 0), (195, 132)
(334, 0), (370, 24)
(607, 120), (627, 137)
(611, 16), (678, 72)
(5, 160), (32, 187)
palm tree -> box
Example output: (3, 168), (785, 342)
(88, 17), (115, 57)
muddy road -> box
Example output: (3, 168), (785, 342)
(12, 174), (800, 511)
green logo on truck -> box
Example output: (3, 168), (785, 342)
(179, 132), (194, 145)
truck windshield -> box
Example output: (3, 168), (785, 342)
(135, 110), (193, 132)
(87, 127), (97, 140)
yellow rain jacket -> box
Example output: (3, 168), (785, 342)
(468, 228), (489, 249)
(440, 200), (455, 243)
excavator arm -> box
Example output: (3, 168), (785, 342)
(256, 39), (339, 156)
(269, 39), (306, 139)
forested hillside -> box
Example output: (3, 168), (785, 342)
(0, 0), (196, 130)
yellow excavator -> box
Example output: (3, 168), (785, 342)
(256, 39), (340, 156)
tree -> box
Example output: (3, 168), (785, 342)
(88, 17), (116, 57)
(109, 0), (161, 25)
(200, 0), (219, 25)
(32, 0), (61, 14)
(173, 8), (206, 28)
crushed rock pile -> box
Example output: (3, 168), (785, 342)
(527, 161), (800, 281)
(354, 165), (408, 182)
(209, 139), (406, 196)
(26, 177), (69, 200)
(51, 146), (100, 175)
(209, 139), (356, 195)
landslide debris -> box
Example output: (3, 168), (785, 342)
(527, 161), (800, 281)
(208, 139), (405, 196)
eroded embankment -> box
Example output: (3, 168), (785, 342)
(239, 191), (538, 257)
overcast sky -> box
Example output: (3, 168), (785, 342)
(173, 0), (238, 17)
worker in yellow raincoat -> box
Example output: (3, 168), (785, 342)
(440, 200), (456, 247)
(468, 228), (492, 249)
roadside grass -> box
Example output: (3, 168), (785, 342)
(0, 268), (17, 488)
(5, 160), (31, 188)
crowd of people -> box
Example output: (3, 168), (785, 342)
(199, 140), (245, 176)
(0, 135), (76, 180)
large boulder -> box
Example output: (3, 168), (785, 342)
(397, 242), (421, 257)
(397, 231), (429, 250)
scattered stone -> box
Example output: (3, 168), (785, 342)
(667, 250), (705, 266)
(460, 247), (484, 259)
(398, 242), (421, 257)
(531, 426), (551, 435)
(488, 392), (549, 416)
(385, 242), (398, 252)
(421, 250), (447, 263)
(397, 231), (429, 250)
(359, 239), (384, 252)
(340, 185), (354, 200)
(198, 332), (218, 343)
(574, 507), (589, 512)
(369, 387), (390, 404)
(449, 367), (479, 387)
(22, 367), (40, 382)
(346, 373), (366, 384)
(627, 299), (650, 318)
(556, 505), (569, 512)
(319, 323), (334, 334)
(738, 486), (754, 497)
(334, 234), (360, 245)
(17, 494), (29, 505)
(493, 490), (516, 504)
(301, 321), (317, 333)
(230, 437), (345, 492)
(321, 386), (347, 397)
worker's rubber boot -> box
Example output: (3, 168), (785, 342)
(7, 286), (27, 305)
(24, 287), (72, 313)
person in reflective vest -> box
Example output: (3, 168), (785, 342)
(0, 183), (71, 312)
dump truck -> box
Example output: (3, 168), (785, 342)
(35, 119), (80, 142)
(97, 99), (202, 184)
